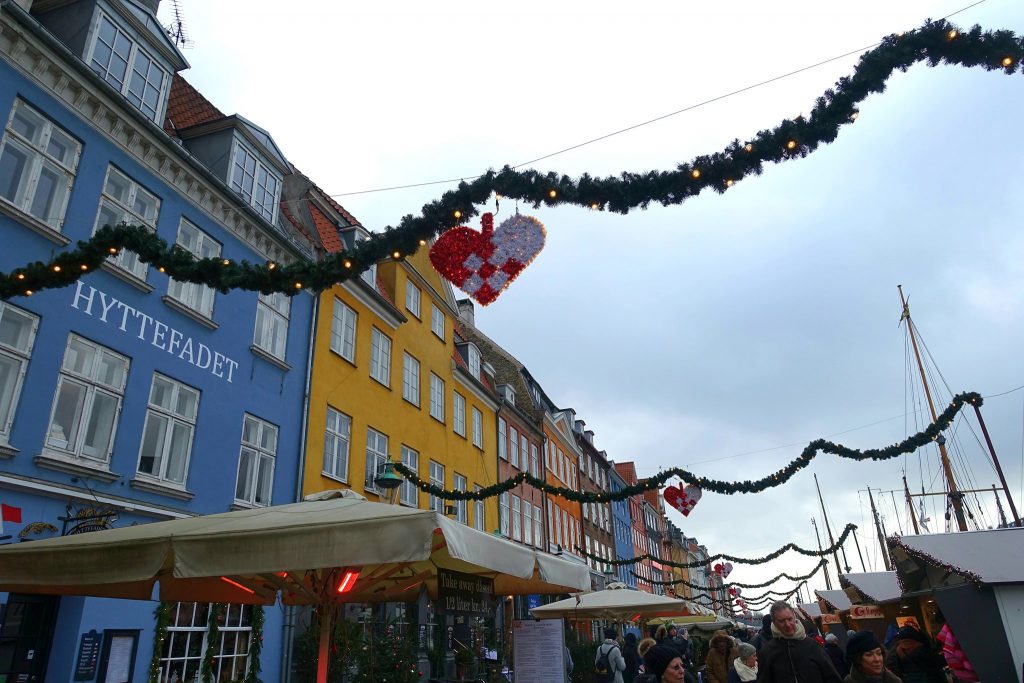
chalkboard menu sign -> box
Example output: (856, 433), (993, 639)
(74, 630), (102, 681)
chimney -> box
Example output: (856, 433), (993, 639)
(456, 299), (475, 326)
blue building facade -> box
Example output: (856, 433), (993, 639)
(607, 467), (636, 588)
(0, 1), (317, 681)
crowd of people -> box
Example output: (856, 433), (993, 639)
(589, 601), (975, 683)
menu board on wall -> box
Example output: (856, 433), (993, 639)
(512, 620), (565, 683)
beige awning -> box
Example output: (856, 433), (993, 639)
(0, 491), (590, 605)
(530, 582), (702, 620)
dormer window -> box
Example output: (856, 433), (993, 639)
(467, 344), (481, 379)
(88, 12), (169, 122)
(230, 140), (280, 223)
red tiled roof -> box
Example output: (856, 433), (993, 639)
(164, 74), (224, 136)
(279, 201), (316, 244)
(308, 204), (344, 254)
(321, 191), (362, 228)
(375, 274), (395, 306)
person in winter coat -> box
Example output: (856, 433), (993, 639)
(623, 632), (642, 683)
(751, 614), (774, 652)
(640, 644), (687, 683)
(728, 642), (759, 683)
(824, 633), (850, 676)
(883, 626), (945, 683)
(844, 630), (901, 683)
(596, 627), (627, 683)
(669, 627), (693, 668)
(755, 601), (842, 683)
(706, 630), (738, 683)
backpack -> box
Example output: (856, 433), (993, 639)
(595, 644), (619, 683)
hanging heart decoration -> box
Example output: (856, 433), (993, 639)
(429, 212), (546, 305)
(728, 587), (738, 597)
(663, 482), (703, 517)
(713, 563), (725, 576)
(722, 562), (734, 578)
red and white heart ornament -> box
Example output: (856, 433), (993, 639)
(429, 212), (546, 306)
(663, 483), (703, 517)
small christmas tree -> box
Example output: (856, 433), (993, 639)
(351, 624), (421, 683)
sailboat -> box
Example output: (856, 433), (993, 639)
(895, 285), (1020, 534)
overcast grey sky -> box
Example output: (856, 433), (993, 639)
(163, 0), (1024, 598)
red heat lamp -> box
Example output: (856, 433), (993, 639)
(336, 568), (361, 594)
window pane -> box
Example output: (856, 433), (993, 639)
(0, 354), (22, 429)
(46, 128), (77, 168)
(149, 375), (173, 409)
(0, 143), (29, 202)
(0, 306), (34, 352)
(255, 454), (273, 504)
(138, 411), (168, 475)
(236, 448), (255, 500)
(10, 107), (42, 144)
(48, 380), (86, 449)
(81, 390), (117, 460)
(165, 421), (192, 483)
(29, 164), (62, 224)
(96, 351), (127, 390)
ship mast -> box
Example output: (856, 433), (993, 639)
(898, 286), (969, 532)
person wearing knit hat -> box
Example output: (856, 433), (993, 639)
(884, 625), (944, 683)
(844, 630), (900, 683)
(641, 644), (685, 683)
(727, 642), (758, 683)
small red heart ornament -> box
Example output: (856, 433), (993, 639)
(663, 485), (688, 516)
(429, 212), (546, 305)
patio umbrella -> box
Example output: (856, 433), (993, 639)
(529, 582), (701, 620)
(0, 490), (589, 682)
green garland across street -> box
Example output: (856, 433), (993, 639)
(395, 392), (980, 499)
(2, 20), (1022, 300)
(636, 559), (827, 591)
(576, 523), (857, 568)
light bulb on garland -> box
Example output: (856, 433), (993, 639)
(691, 169), (701, 179)
(52, 265), (61, 272)
(786, 140), (798, 150)
(948, 29), (958, 39)
(80, 264), (88, 271)
(1002, 57), (1014, 67)
(548, 189), (557, 199)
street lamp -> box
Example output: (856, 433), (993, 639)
(374, 458), (404, 504)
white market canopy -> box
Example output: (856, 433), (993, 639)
(530, 582), (702, 620)
(839, 571), (902, 604)
(888, 527), (1024, 585)
(815, 589), (853, 612)
(0, 490), (591, 605)
(796, 602), (822, 619)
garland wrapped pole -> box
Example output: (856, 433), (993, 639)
(394, 392), (980, 501)
(2, 20), (1022, 300)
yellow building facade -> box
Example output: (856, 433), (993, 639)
(301, 227), (499, 531)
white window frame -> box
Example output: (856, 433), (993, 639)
(454, 473), (468, 524)
(523, 501), (533, 546)
(509, 427), (519, 469)
(93, 165), (160, 281)
(330, 298), (357, 362)
(369, 328), (391, 386)
(430, 304), (445, 340)
(471, 408), (483, 448)
(453, 392), (466, 436)
(429, 460), (445, 514)
(402, 353), (420, 405)
(44, 335), (128, 463)
(364, 428), (388, 492)
(500, 492), (510, 537)
(530, 443), (539, 478)
(533, 504), (543, 548)
(229, 138), (280, 223)
(473, 485), (485, 532)
(0, 302), (38, 442)
(405, 280), (421, 318)
(234, 413), (277, 507)
(0, 99), (81, 230)
(467, 344), (481, 378)
(497, 418), (507, 460)
(429, 373), (444, 422)
(157, 602), (253, 683)
(87, 11), (169, 122)
(400, 445), (419, 507)
(511, 494), (522, 541)
(253, 291), (290, 361)
(322, 406), (351, 482)
(167, 219), (220, 319)
(136, 373), (199, 486)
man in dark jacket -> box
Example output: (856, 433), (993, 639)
(751, 614), (773, 652)
(755, 602), (842, 683)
